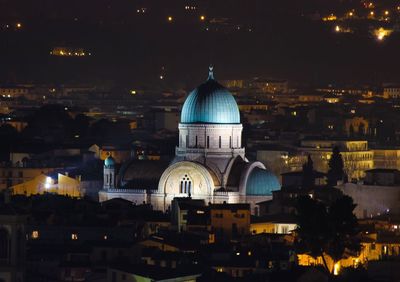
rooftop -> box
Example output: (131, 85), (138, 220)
(110, 264), (202, 280)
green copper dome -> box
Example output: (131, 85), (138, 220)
(181, 67), (240, 124)
(246, 167), (281, 196)
(104, 156), (115, 168)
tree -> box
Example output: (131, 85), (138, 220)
(349, 124), (354, 137)
(358, 123), (365, 137)
(295, 195), (360, 276)
(301, 155), (315, 189)
(327, 146), (345, 186)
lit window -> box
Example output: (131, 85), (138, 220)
(32, 230), (39, 239)
(71, 233), (78, 240)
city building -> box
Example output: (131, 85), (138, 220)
(0, 85), (32, 99)
(250, 214), (297, 234)
(299, 139), (373, 180)
(256, 147), (306, 179)
(210, 203), (250, 241)
(99, 68), (281, 213)
(251, 79), (289, 94)
(373, 148), (400, 170)
(338, 169), (400, 218)
(11, 173), (82, 197)
(383, 85), (400, 99)
(0, 167), (56, 190)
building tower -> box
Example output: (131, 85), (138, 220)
(103, 155), (116, 190)
(177, 66), (245, 163)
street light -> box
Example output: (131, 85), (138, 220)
(45, 177), (52, 189)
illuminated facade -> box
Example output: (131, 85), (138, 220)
(338, 169), (400, 218)
(299, 140), (374, 180)
(50, 47), (89, 57)
(11, 173), (81, 197)
(383, 85), (400, 99)
(99, 68), (281, 213)
(298, 232), (400, 275)
(373, 149), (400, 169)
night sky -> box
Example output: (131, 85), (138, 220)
(1, 0), (400, 87)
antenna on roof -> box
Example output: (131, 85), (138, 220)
(208, 65), (214, 80)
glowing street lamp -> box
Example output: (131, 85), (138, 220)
(200, 15), (205, 21)
(45, 176), (52, 189)
(167, 16), (173, 22)
(374, 27), (392, 41)
(334, 262), (340, 275)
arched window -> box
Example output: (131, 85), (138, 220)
(180, 175), (192, 195)
(0, 228), (9, 260)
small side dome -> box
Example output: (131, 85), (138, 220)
(104, 156), (115, 168)
(246, 167), (281, 196)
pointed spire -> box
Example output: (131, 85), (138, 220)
(208, 65), (214, 80)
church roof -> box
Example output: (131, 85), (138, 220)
(180, 67), (240, 124)
(104, 156), (116, 167)
(246, 167), (281, 196)
(119, 159), (171, 190)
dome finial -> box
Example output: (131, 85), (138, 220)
(208, 65), (214, 80)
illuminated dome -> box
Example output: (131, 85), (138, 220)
(104, 156), (115, 168)
(180, 67), (240, 124)
(246, 167), (281, 196)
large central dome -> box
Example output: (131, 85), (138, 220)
(180, 68), (240, 124)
